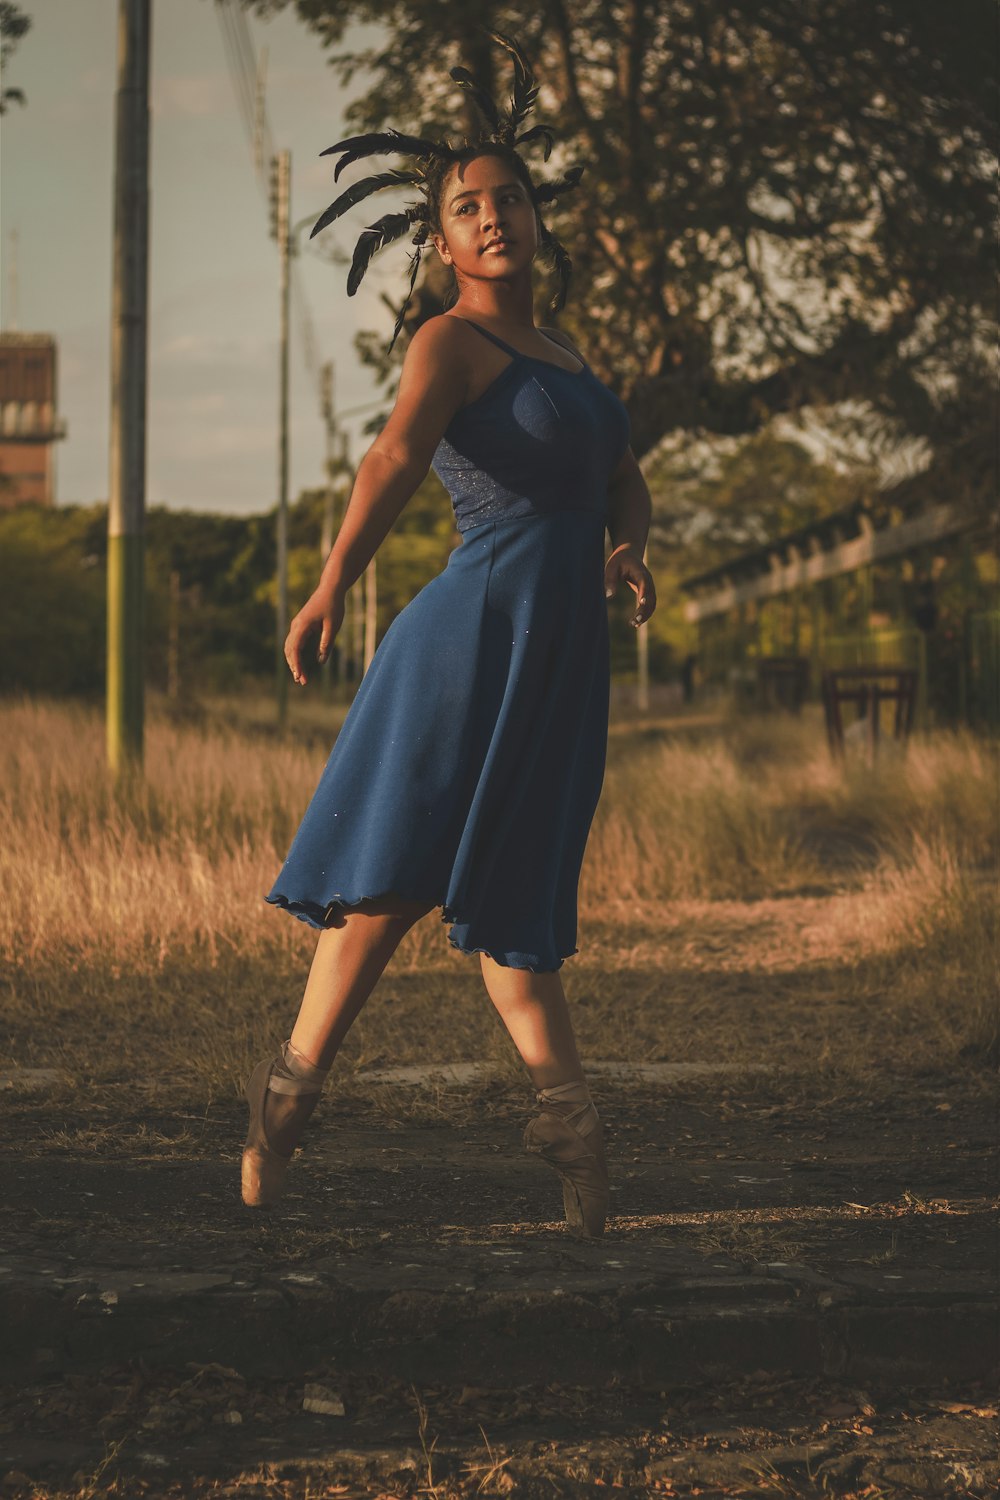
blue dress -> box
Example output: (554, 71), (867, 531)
(264, 318), (631, 972)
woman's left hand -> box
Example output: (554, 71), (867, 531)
(605, 543), (657, 627)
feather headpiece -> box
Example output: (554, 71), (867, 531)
(310, 29), (584, 351)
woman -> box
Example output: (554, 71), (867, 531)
(243, 33), (657, 1239)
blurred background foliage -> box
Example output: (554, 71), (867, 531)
(0, 473), (461, 699)
(2, 0), (994, 703)
(1, 411), (983, 701)
(2, 415), (865, 699)
(247, 0), (995, 513)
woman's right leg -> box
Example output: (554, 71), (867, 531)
(263, 894), (436, 1154)
(478, 954), (609, 1237)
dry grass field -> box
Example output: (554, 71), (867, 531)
(2, 689), (997, 1500)
(1, 689), (995, 1115)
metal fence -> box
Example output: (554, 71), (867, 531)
(822, 628), (928, 728)
(964, 610), (1000, 730)
(694, 610), (999, 733)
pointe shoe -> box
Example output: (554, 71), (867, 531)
(241, 1038), (329, 1208)
(523, 1079), (610, 1239)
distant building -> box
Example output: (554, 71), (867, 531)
(0, 333), (68, 508)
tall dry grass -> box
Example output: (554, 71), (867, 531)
(591, 704), (995, 901)
(1, 691), (996, 1094)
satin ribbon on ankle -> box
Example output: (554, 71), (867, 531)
(534, 1078), (600, 1140)
(265, 1037), (331, 1097)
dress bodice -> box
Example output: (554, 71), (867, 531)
(430, 319), (631, 534)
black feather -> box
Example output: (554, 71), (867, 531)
(512, 123), (554, 161)
(387, 229), (430, 354)
(533, 164), (585, 206)
(485, 29), (531, 91)
(485, 29), (538, 138)
(507, 81), (539, 137)
(320, 128), (448, 182)
(449, 66), (503, 136)
(346, 207), (424, 296)
(310, 169), (425, 240)
(539, 221), (573, 313)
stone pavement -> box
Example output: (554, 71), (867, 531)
(2, 1062), (995, 1391)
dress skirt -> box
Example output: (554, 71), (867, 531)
(264, 507), (610, 972)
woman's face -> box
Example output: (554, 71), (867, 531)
(432, 153), (539, 284)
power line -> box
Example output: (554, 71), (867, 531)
(214, 0), (326, 409)
(216, 1), (256, 146)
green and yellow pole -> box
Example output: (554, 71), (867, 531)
(273, 149), (291, 729)
(106, 0), (151, 779)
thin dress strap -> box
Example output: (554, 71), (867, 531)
(456, 318), (588, 372)
(454, 318), (523, 358)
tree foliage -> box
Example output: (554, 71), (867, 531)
(0, 474), (458, 699)
(239, 0), (995, 521)
(645, 427), (871, 576)
(0, 503), (105, 694)
(0, 1), (31, 113)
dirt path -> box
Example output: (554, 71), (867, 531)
(3, 1035), (996, 1500)
(2, 1366), (997, 1498)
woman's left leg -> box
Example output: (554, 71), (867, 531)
(477, 954), (584, 1089)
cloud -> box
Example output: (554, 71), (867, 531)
(157, 331), (269, 367)
(152, 73), (230, 120)
(159, 417), (275, 460)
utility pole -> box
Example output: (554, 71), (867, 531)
(363, 553), (377, 675)
(5, 229), (17, 331)
(252, 45), (267, 178)
(319, 360), (336, 699)
(637, 617), (649, 712)
(167, 565), (180, 701)
(334, 429), (351, 691)
(317, 369), (355, 698)
(269, 148), (290, 727)
(351, 560), (364, 686)
(107, 0), (151, 778)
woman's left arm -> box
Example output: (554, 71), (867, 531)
(605, 446), (657, 628)
(540, 328), (657, 628)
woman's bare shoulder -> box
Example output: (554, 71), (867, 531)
(404, 313), (474, 361)
(369, 316), (471, 470)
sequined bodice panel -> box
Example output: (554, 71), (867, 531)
(430, 320), (631, 534)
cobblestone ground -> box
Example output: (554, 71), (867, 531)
(2, 1069), (996, 1498)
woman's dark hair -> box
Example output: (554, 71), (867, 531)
(310, 30), (585, 351)
(421, 142), (541, 310)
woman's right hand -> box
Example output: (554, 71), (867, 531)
(284, 587), (346, 686)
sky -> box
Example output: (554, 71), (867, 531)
(0, 0), (400, 515)
(0, 2), (933, 519)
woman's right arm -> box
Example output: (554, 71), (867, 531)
(284, 317), (470, 685)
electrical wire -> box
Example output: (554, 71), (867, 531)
(214, 0), (326, 410)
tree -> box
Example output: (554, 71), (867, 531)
(239, 0), (995, 519)
(0, 2), (31, 114)
(0, 503), (106, 696)
(645, 427), (870, 573)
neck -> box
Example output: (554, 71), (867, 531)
(452, 277), (536, 328)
